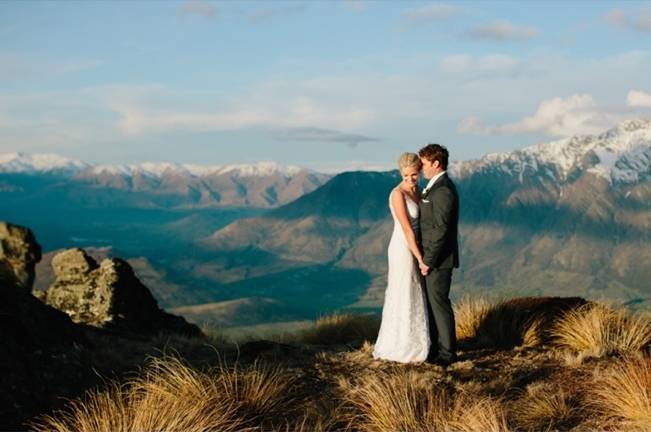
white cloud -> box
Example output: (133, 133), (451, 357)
(344, 0), (372, 12)
(459, 94), (623, 137)
(607, 8), (651, 32)
(0, 54), (101, 82)
(248, 4), (304, 22)
(467, 20), (540, 41)
(627, 90), (651, 107)
(305, 160), (394, 173)
(177, 0), (217, 18)
(50, 59), (103, 75)
(440, 54), (525, 79)
(2, 50), (651, 159)
(272, 127), (378, 147)
(86, 84), (375, 135)
(457, 116), (484, 134)
(401, 3), (456, 25)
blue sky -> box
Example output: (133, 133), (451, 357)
(1, 0), (651, 172)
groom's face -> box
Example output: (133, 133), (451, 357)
(420, 157), (440, 179)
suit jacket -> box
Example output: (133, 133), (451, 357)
(419, 173), (460, 269)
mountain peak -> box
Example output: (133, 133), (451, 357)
(453, 118), (651, 184)
(214, 161), (304, 177)
(615, 118), (651, 133)
(0, 152), (89, 174)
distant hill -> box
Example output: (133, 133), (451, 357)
(171, 297), (301, 328)
(201, 171), (400, 262)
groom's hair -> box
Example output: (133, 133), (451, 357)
(418, 144), (449, 169)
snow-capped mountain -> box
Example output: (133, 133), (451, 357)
(0, 152), (90, 175)
(451, 118), (651, 185)
(0, 153), (307, 179)
(85, 160), (305, 179)
(0, 154), (330, 209)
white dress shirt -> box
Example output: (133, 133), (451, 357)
(422, 170), (446, 196)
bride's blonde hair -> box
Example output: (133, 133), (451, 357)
(398, 152), (421, 172)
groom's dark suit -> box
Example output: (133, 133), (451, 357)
(419, 172), (459, 363)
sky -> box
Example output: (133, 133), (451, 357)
(1, 0), (651, 172)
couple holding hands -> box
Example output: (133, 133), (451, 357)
(373, 144), (460, 366)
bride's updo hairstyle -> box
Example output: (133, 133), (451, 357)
(398, 152), (421, 173)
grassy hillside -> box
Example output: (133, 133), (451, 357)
(25, 296), (651, 432)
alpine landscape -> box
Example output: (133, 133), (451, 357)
(3, 119), (649, 330)
(3, 119), (651, 430)
(3, 1), (651, 430)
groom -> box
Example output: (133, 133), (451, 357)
(418, 144), (460, 366)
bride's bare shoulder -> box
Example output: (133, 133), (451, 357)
(390, 187), (407, 206)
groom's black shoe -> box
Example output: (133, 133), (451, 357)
(425, 352), (439, 365)
(431, 353), (456, 367)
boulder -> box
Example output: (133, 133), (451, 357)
(44, 248), (201, 337)
(0, 222), (42, 290)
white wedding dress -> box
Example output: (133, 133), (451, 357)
(372, 188), (431, 363)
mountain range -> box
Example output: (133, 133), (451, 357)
(5, 119), (650, 328)
(0, 153), (331, 209)
(197, 119), (651, 322)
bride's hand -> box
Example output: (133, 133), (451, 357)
(418, 261), (430, 276)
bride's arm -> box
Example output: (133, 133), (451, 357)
(391, 190), (426, 267)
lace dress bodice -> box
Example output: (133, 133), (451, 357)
(390, 189), (420, 238)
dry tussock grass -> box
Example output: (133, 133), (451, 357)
(455, 296), (550, 349)
(589, 355), (651, 431)
(510, 382), (578, 431)
(282, 398), (344, 432)
(454, 295), (492, 341)
(521, 318), (544, 348)
(31, 355), (297, 432)
(297, 312), (380, 345)
(219, 359), (297, 420)
(552, 303), (651, 358)
(344, 370), (508, 432)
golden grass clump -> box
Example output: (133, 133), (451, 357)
(454, 295), (492, 341)
(460, 297), (548, 349)
(521, 318), (544, 348)
(281, 398), (343, 432)
(589, 355), (651, 430)
(31, 355), (297, 432)
(217, 359), (297, 420)
(552, 303), (651, 358)
(297, 312), (380, 345)
(510, 382), (578, 431)
(344, 370), (508, 432)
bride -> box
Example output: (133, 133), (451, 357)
(373, 152), (431, 363)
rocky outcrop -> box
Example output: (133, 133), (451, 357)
(44, 248), (201, 337)
(0, 221), (42, 290)
(0, 222), (79, 345)
(0, 222), (91, 429)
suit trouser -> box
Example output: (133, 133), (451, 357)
(424, 268), (456, 360)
